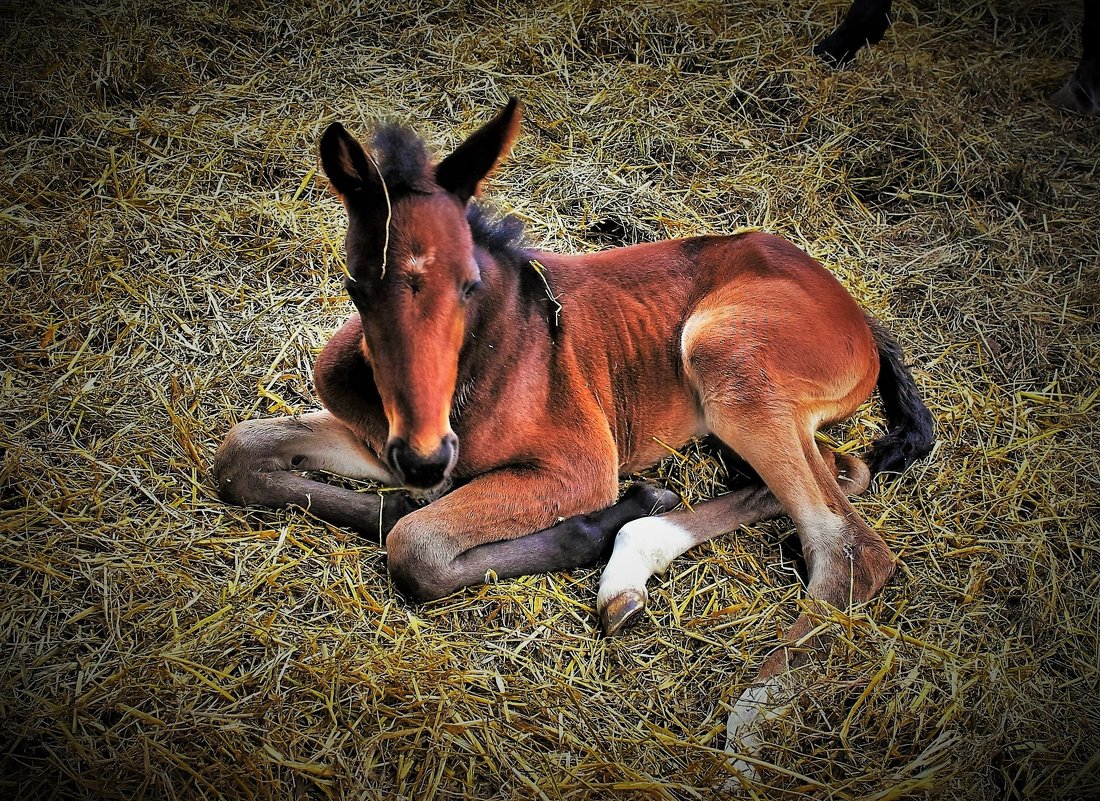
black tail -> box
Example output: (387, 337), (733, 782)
(866, 316), (935, 478)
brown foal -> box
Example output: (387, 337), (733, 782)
(214, 99), (933, 767)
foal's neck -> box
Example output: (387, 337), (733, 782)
(461, 245), (555, 376)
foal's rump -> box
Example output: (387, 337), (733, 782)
(678, 231), (880, 427)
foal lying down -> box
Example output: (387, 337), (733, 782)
(214, 100), (933, 766)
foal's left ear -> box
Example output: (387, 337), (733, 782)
(435, 98), (522, 204)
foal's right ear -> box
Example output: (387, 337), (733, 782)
(319, 123), (381, 198)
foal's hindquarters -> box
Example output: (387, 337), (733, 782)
(592, 234), (897, 770)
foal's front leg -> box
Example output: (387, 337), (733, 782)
(383, 467), (678, 602)
(214, 410), (418, 536)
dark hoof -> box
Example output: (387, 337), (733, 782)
(813, 35), (861, 67)
(1049, 75), (1100, 117)
(813, 9), (890, 68)
(600, 590), (647, 636)
(623, 482), (680, 515)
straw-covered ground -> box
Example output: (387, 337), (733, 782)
(2, 0), (1098, 798)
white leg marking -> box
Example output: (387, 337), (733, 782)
(596, 516), (697, 612)
(725, 676), (792, 778)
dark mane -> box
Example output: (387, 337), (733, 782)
(466, 202), (527, 260)
(371, 125), (433, 195)
(467, 202), (560, 340)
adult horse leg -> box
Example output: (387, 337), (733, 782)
(1050, 1), (1100, 115)
(213, 410), (417, 537)
(596, 447), (871, 635)
(814, 0), (893, 66)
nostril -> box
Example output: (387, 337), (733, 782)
(443, 432), (458, 456)
(385, 438), (409, 478)
(386, 437), (456, 489)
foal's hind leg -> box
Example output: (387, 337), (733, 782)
(214, 411), (416, 536)
(708, 417), (895, 774)
(718, 423), (895, 679)
(596, 448), (871, 635)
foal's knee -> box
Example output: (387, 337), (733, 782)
(384, 519), (454, 602)
(213, 418), (289, 506)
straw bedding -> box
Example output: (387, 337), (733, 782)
(2, 0), (1097, 798)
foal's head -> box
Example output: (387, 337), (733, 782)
(319, 100), (521, 493)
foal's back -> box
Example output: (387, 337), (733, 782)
(541, 230), (869, 343)
(532, 231), (877, 471)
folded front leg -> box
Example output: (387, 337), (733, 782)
(383, 461), (675, 601)
(213, 410), (416, 536)
(458, 480), (678, 577)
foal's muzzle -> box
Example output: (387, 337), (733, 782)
(385, 433), (458, 491)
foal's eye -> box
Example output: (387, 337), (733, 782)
(345, 277), (366, 303)
(461, 280), (482, 300)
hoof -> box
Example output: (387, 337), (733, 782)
(813, 36), (859, 67)
(622, 482), (680, 515)
(600, 589), (647, 636)
(1049, 76), (1100, 117)
(645, 486), (681, 515)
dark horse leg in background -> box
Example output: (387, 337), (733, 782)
(1049, 0), (1099, 115)
(813, 0), (892, 66)
(814, 0), (1099, 116)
